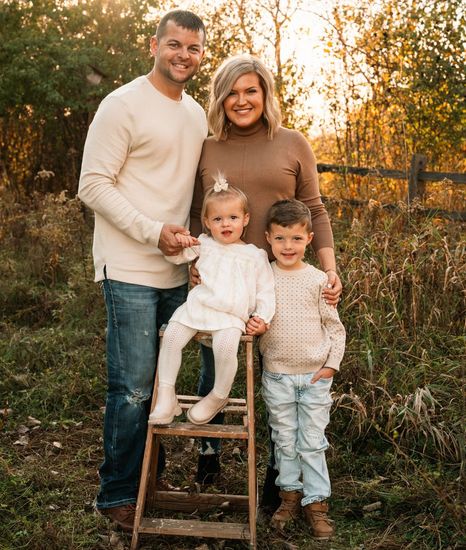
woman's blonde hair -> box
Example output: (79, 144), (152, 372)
(208, 54), (282, 141)
(201, 173), (249, 235)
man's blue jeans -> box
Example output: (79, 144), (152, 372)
(96, 279), (187, 509)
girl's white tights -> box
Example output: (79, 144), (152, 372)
(158, 321), (242, 398)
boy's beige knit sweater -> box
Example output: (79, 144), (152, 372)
(260, 262), (346, 373)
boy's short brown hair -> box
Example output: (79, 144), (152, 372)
(266, 199), (312, 232)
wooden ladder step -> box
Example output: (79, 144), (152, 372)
(177, 395), (247, 414)
(154, 491), (249, 512)
(177, 395), (246, 404)
(193, 332), (253, 343)
(138, 518), (251, 540)
(150, 422), (248, 439)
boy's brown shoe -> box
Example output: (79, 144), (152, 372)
(99, 503), (135, 532)
(270, 490), (302, 531)
(303, 500), (334, 540)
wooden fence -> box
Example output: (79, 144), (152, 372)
(317, 153), (466, 221)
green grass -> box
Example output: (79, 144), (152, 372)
(0, 190), (464, 549)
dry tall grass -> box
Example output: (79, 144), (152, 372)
(1, 187), (464, 548)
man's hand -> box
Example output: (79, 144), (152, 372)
(311, 367), (336, 383)
(175, 232), (199, 248)
(245, 316), (268, 336)
(159, 224), (190, 256)
(322, 270), (342, 307)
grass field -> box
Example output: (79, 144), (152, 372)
(1, 190), (464, 549)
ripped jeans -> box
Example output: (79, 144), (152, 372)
(97, 279), (187, 509)
(262, 371), (333, 506)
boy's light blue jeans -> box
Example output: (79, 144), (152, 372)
(96, 278), (187, 509)
(261, 371), (333, 507)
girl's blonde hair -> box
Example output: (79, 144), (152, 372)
(201, 173), (249, 234)
(208, 54), (282, 141)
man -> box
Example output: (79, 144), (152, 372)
(78, 10), (207, 532)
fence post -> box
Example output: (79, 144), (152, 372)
(408, 153), (427, 203)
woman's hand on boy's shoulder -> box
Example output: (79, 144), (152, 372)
(245, 316), (268, 336)
(311, 367), (336, 383)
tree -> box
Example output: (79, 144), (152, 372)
(0, 0), (160, 194)
(319, 0), (465, 171)
(0, 0), (313, 194)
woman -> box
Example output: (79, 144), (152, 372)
(189, 54), (342, 511)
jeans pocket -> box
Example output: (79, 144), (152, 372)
(316, 377), (333, 386)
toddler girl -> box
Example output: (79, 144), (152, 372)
(149, 176), (275, 426)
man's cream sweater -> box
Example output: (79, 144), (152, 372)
(79, 75), (207, 288)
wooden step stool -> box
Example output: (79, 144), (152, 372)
(130, 330), (257, 549)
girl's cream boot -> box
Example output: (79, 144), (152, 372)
(148, 384), (181, 425)
(187, 391), (229, 425)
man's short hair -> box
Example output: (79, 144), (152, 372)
(266, 199), (313, 232)
(156, 10), (206, 44)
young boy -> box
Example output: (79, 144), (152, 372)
(248, 199), (345, 539)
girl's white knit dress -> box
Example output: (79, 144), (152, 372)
(168, 234), (275, 331)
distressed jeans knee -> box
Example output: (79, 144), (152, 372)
(96, 279), (187, 509)
(126, 388), (152, 406)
